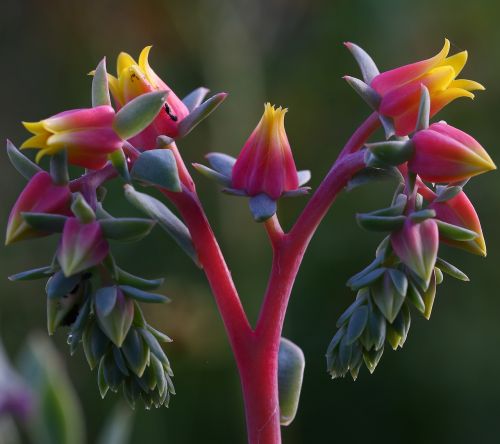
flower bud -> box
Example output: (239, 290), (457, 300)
(391, 218), (439, 286)
(5, 171), (71, 245)
(21, 105), (123, 169)
(370, 39), (484, 136)
(408, 122), (495, 182)
(231, 103), (299, 200)
(107, 46), (189, 146)
(429, 190), (486, 256)
(57, 218), (109, 277)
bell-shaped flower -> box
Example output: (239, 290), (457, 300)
(408, 122), (495, 182)
(231, 103), (299, 200)
(371, 39), (484, 136)
(391, 218), (439, 286)
(107, 46), (189, 145)
(21, 105), (123, 169)
(57, 218), (109, 277)
(5, 171), (71, 245)
(429, 190), (486, 256)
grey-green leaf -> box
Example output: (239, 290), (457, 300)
(22, 213), (68, 233)
(124, 185), (198, 265)
(113, 91), (167, 140)
(177, 93), (227, 138)
(92, 57), (111, 107)
(130, 149), (181, 191)
(120, 285), (170, 304)
(99, 218), (156, 242)
(6, 139), (42, 180)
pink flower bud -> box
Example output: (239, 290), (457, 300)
(408, 122), (495, 182)
(429, 191), (486, 256)
(57, 218), (109, 277)
(107, 46), (189, 146)
(5, 171), (71, 245)
(21, 105), (123, 169)
(231, 103), (299, 200)
(370, 39), (484, 136)
(391, 218), (439, 285)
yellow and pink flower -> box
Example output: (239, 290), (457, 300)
(21, 105), (122, 170)
(371, 39), (484, 136)
(408, 122), (495, 182)
(231, 103), (299, 200)
(5, 171), (71, 245)
(106, 46), (189, 146)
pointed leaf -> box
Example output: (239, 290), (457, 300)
(192, 163), (231, 186)
(6, 139), (42, 179)
(115, 267), (164, 290)
(356, 214), (406, 231)
(436, 258), (469, 281)
(346, 166), (403, 191)
(99, 218), (155, 242)
(46, 271), (81, 300)
(124, 185), (198, 265)
(122, 328), (149, 377)
(344, 76), (381, 109)
(130, 149), (181, 191)
(278, 338), (305, 426)
(415, 85), (430, 131)
(436, 220), (478, 241)
(92, 58), (111, 107)
(178, 93), (227, 137)
(206, 152), (236, 177)
(120, 285), (169, 304)
(109, 148), (131, 182)
(345, 42), (380, 83)
(349, 267), (386, 291)
(182, 87), (209, 112)
(22, 212), (68, 233)
(71, 193), (96, 223)
(113, 91), (167, 140)
(9, 266), (53, 282)
(249, 193), (277, 222)
(345, 306), (369, 345)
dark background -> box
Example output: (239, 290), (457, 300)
(1, 0), (499, 442)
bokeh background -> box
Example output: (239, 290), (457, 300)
(1, 0), (499, 443)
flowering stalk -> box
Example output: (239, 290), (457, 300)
(4, 39), (494, 444)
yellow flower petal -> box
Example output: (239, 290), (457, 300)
(22, 121), (45, 135)
(117, 52), (137, 75)
(138, 46), (153, 74)
(106, 73), (123, 106)
(20, 133), (50, 150)
(440, 51), (468, 77)
(35, 146), (60, 163)
(424, 65), (455, 92)
(450, 79), (485, 91)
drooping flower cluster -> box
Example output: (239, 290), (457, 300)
(326, 40), (495, 380)
(4, 45), (227, 409)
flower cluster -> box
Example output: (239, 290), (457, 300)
(5, 46), (227, 408)
(326, 40), (495, 379)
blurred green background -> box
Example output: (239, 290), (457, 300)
(1, 0), (499, 442)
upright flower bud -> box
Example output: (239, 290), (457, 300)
(21, 106), (123, 169)
(429, 191), (486, 256)
(57, 218), (109, 277)
(5, 171), (71, 245)
(370, 39), (484, 136)
(408, 122), (495, 182)
(107, 46), (189, 145)
(231, 103), (299, 200)
(391, 218), (439, 286)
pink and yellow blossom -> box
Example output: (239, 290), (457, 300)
(106, 46), (189, 145)
(231, 103), (299, 200)
(371, 39), (484, 136)
(5, 171), (71, 245)
(21, 106), (122, 169)
(408, 122), (495, 182)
